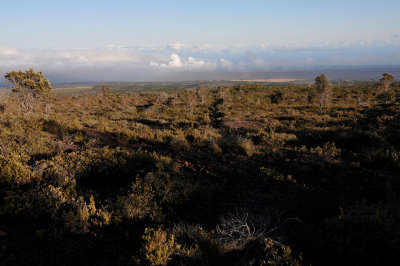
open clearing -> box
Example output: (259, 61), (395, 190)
(231, 78), (304, 82)
(53, 86), (93, 95)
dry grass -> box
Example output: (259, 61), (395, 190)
(53, 86), (93, 95)
(231, 78), (303, 83)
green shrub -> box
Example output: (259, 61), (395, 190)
(142, 227), (178, 265)
(0, 154), (32, 185)
(37, 147), (176, 193)
(63, 195), (111, 232)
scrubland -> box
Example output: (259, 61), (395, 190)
(1, 82), (400, 265)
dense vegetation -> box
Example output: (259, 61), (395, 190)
(1, 74), (400, 265)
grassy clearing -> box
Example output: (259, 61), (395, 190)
(231, 78), (304, 82)
(53, 86), (93, 95)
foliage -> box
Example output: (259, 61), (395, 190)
(380, 73), (394, 92)
(270, 90), (284, 104)
(0, 154), (32, 185)
(378, 73), (395, 103)
(314, 74), (331, 107)
(260, 238), (301, 266)
(142, 227), (178, 265)
(5, 68), (52, 110)
(173, 224), (222, 262)
(315, 74), (328, 93)
(0, 78), (400, 264)
(100, 85), (111, 97)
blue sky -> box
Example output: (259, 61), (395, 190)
(2, 0), (400, 48)
(1, 0), (400, 81)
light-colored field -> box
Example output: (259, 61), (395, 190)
(53, 86), (93, 95)
(231, 78), (302, 82)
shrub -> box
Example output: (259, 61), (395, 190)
(260, 238), (301, 266)
(2, 185), (67, 220)
(142, 227), (178, 265)
(209, 97), (226, 128)
(203, 140), (223, 154)
(63, 195), (111, 232)
(216, 209), (283, 249)
(172, 224), (222, 262)
(270, 90), (284, 104)
(377, 90), (396, 104)
(170, 136), (190, 152)
(0, 154), (32, 185)
(37, 147), (176, 194)
(118, 177), (161, 220)
(314, 74), (332, 108)
(218, 135), (256, 156)
(4, 68), (52, 111)
(238, 137), (257, 156)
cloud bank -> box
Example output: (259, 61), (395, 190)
(1, 39), (400, 82)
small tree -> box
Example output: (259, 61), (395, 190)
(100, 85), (111, 98)
(270, 90), (284, 104)
(378, 73), (395, 104)
(380, 73), (394, 92)
(5, 68), (52, 111)
(195, 86), (207, 104)
(314, 74), (331, 108)
(142, 227), (178, 265)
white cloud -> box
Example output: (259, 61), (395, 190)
(168, 42), (189, 51)
(150, 53), (215, 70)
(167, 53), (182, 67)
(0, 38), (399, 82)
(0, 44), (18, 55)
(0, 44), (219, 82)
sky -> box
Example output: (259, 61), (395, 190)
(1, 0), (400, 82)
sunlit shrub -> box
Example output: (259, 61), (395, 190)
(142, 227), (178, 265)
(64, 195), (111, 232)
(218, 135), (255, 156)
(260, 238), (301, 266)
(0, 154), (32, 185)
